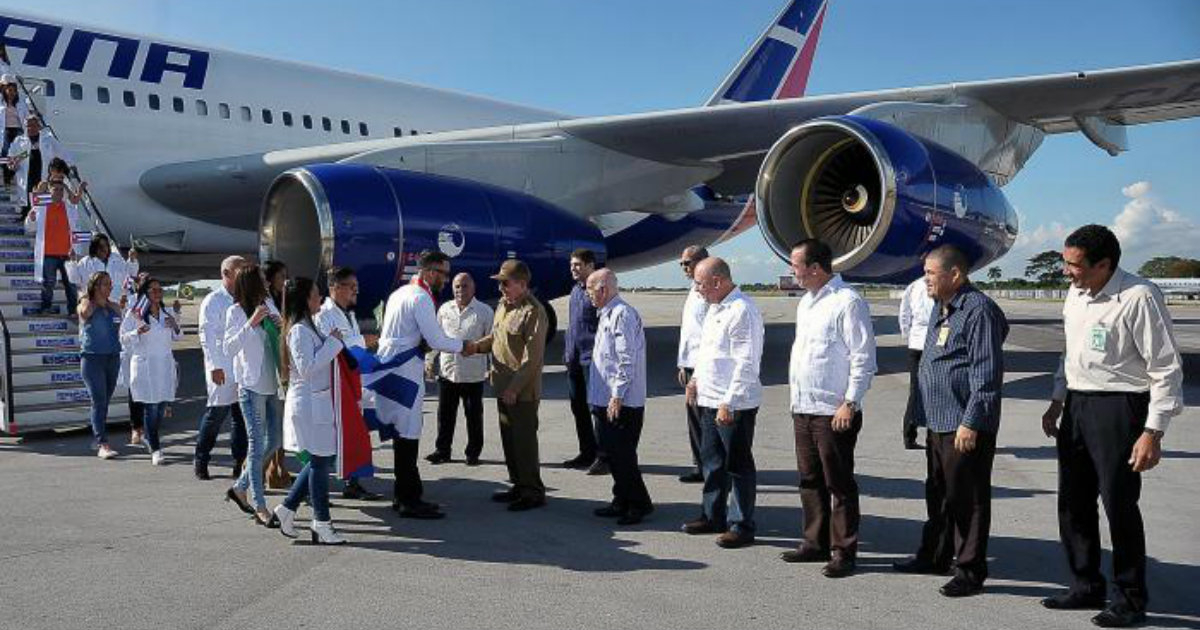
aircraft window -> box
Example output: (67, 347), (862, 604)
(393, 127), (402, 138)
(149, 94), (160, 110)
(321, 117), (332, 132)
(340, 119), (350, 135)
(359, 122), (369, 137)
(282, 111), (293, 127)
(240, 106), (251, 122)
(123, 90), (136, 107)
(173, 97), (184, 113)
(262, 109), (273, 124)
(218, 103), (230, 119)
(410, 129), (418, 136)
(70, 83), (83, 101)
(43, 80), (55, 97)
(97, 86), (110, 104)
(196, 100), (208, 116)
(302, 114), (313, 129)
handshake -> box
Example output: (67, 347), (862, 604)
(460, 340), (480, 357)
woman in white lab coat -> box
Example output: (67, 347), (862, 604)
(272, 277), (347, 544)
(1, 76), (29, 186)
(119, 277), (182, 466)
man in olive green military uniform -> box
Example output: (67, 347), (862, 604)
(476, 259), (550, 511)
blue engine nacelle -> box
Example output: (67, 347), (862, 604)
(260, 163), (606, 319)
(755, 115), (1019, 283)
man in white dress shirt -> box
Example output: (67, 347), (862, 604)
(898, 273), (935, 449)
(193, 256), (248, 480)
(374, 250), (474, 519)
(425, 272), (493, 466)
(682, 257), (764, 549)
(778, 239), (877, 578)
(585, 269), (652, 525)
(675, 245), (709, 483)
(314, 266), (383, 501)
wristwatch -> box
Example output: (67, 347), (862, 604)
(1143, 428), (1164, 440)
(843, 400), (860, 412)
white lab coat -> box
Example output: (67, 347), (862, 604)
(67, 253), (138, 301)
(199, 287), (237, 406)
(373, 283), (462, 439)
(24, 198), (81, 281)
(282, 322), (343, 457)
(223, 301), (281, 395)
(10, 130), (69, 202)
(1, 99), (29, 134)
(314, 297), (365, 349)
(119, 307), (182, 404)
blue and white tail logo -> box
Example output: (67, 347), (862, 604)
(707, 0), (828, 105)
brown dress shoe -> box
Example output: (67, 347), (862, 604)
(682, 518), (724, 535)
(716, 530), (754, 549)
(821, 553), (856, 578)
(780, 544), (831, 563)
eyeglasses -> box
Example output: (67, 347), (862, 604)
(679, 260), (695, 268)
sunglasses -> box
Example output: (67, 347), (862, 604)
(679, 260), (695, 267)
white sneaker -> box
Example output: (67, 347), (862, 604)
(97, 445), (118, 460)
(310, 521), (346, 545)
(151, 451), (164, 466)
(274, 504), (297, 538)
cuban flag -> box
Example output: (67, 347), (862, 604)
(348, 345), (427, 442)
(333, 353), (375, 479)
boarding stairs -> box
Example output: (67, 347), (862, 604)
(0, 187), (129, 435)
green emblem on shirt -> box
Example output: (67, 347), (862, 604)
(1089, 326), (1107, 352)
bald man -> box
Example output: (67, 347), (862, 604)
(426, 272), (494, 466)
(194, 255), (249, 480)
(586, 269), (652, 524)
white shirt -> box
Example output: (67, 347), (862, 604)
(119, 306), (182, 404)
(68, 254), (139, 302)
(677, 286), (709, 369)
(588, 296), (647, 408)
(11, 131), (69, 200)
(789, 275), (877, 415)
(898, 276), (934, 351)
(431, 298), (493, 383)
(199, 286), (237, 405)
(693, 288), (764, 411)
(1052, 267), (1184, 432)
(314, 297), (365, 349)
(223, 303), (276, 395)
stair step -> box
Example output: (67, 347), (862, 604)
(9, 367), (84, 388)
(9, 334), (79, 352)
(0, 276), (44, 290)
(0, 225), (26, 236)
(0, 288), (69, 303)
(1, 303), (66, 318)
(3, 317), (76, 334)
(13, 385), (125, 407)
(4, 401), (131, 434)
(2, 262), (34, 275)
(11, 350), (79, 369)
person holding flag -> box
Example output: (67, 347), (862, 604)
(273, 277), (348, 545)
(314, 266), (383, 500)
(367, 250), (475, 520)
(67, 233), (139, 311)
(24, 157), (81, 316)
(119, 276), (182, 466)
(10, 115), (68, 218)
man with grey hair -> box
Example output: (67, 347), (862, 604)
(676, 244), (709, 483)
(193, 255), (249, 480)
(586, 268), (652, 525)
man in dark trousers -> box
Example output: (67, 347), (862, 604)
(562, 248), (604, 474)
(1040, 225), (1183, 628)
(893, 245), (1008, 598)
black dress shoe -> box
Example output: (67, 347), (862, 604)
(893, 557), (952, 575)
(562, 455), (594, 470)
(424, 451), (451, 465)
(194, 463), (211, 481)
(682, 518), (724, 535)
(224, 487), (254, 515)
(342, 480), (382, 501)
(491, 489), (519, 503)
(465, 456), (481, 467)
(780, 544), (831, 563)
(939, 576), (984, 598)
(585, 460), (610, 476)
(507, 496), (546, 512)
(1091, 604), (1146, 628)
(617, 508), (650, 526)
(397, 502), (445, 519)
(677, 471), (705, 483)
(1042, 591), (1107, 610)
(594, 504), (625, 518)
(822, 554), (856, 578)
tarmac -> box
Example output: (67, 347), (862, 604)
(1, 293), (1197, 630)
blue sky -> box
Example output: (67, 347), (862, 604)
(6, 0), (1199, 286)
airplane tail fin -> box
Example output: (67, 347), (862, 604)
(705, 0), (829, 105)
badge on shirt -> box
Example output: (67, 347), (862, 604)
(936, 326), (951, 347)
(1089, 325), (1107, 352)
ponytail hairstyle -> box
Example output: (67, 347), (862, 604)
(279, 276), (317, 385)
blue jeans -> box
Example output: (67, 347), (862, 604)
(234, 389), (280, 510)
(41, 255), (78, 315)
(699, 405), (758, 534)
(142, 402), (167, 452)
(80, 353), (120, 447)
(283, 455), (333, 522)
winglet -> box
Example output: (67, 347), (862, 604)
(706, 0), (830, 105)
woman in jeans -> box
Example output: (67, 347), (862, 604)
(119, 277), (181, 466)
(273, 277), (347, 544)
(78, 271), (123, 460)
(222, 264), (283, 526)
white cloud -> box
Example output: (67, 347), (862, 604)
(1121, 181), (1152, 198)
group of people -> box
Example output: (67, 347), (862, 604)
(67, 222), (1181, 628)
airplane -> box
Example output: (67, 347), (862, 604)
(1150, 278), (1200, 299)
(2, 1), (1199, 325)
